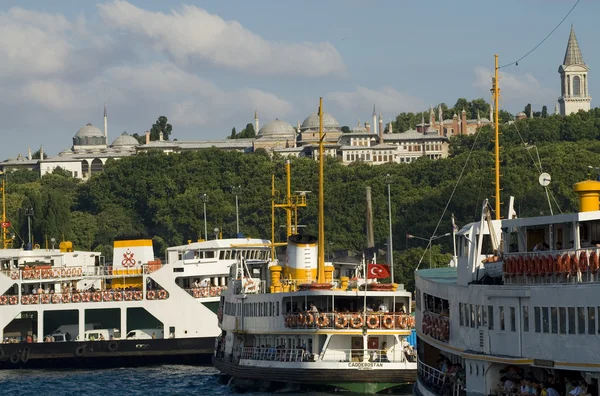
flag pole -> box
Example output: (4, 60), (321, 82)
(452, 213), (458, 267)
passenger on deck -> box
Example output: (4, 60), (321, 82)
(541, 382), (560, 396)
(378, 301), (389, 313)
(309, 303), (318, 314)
(498, 376), (515, 393)
(380, 342), (389, 362)
(556, 242), (563, 250)
(193, 279), (200, 288)
(200, 278), (210, 287)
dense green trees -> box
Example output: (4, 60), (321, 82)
(3, 109), (600, 290)
(150, 116), (173, 141)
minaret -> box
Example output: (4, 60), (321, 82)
(372, 104), (377, 136)
(558, 25), (591, 116)
(103, 103), (108, 142)
(28, 148), (32, 161)
(438, 105), (443, 135)
(39, 145), (44, 161)
(378, 112), (384, 143)
(529, 106), (533, 119)
(489, 104), (493, 121)
(254, 109), (259, 133)
(554, 103), (559, 115)
(388, 119), (393, 134)
(477, 110), (481, 126)
(429, 105), (435, 126)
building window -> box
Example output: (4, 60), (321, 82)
(465, 304), (470, 327)
(588, 307), (596, 334)
(578, 307), (586, 334)
(573, 75), (581, 97)
(523, 306), (529, 332)
(91, 158), (103, 174)
(499, 306), (505, 331)
(459, 303), (464, 326)
(510, 307), (516, 331)
(542, 307), (549, 333)
(559, 307), (567, 334)
(534, 307), (541, 333)
(477, 305), (481, 327)
(488, 305), (493, 330)
(551, 307), (558, 334)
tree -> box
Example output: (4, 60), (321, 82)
(150, 116), (173, 141)
(231, 124), (256, 139)
(131, 133), (147, 145)
(524, 104), (532, 117)
(230, 127), (237, 139)
(541, 106), (548, 118)
(32, 149), (47, 160)
(341, 126), (351, 133)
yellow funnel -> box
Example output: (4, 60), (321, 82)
(574, 180), (600, 212)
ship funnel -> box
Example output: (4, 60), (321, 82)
(574, 180), (600, 212)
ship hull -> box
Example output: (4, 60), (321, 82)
(0, 337), (214, 369)
(212, 356), (415, 394)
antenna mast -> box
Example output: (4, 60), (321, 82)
(492, 54), (501, 220)
(317, 97), (326, 284)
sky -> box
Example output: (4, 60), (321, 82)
(0, 0), (598, 160)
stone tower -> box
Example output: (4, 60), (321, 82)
(558, 25), (591, 116)
(254, 109), (259, 133)
(104, 103), (108, 141)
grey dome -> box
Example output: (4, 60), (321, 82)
(111, 132), (139, 147)
(75, 123), (103, 138)
(258, 119), (296, 138)
(301, 112), (339, 130)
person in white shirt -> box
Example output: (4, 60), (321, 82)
(378, 301), (389, 312)
(498, 377), (514, 392)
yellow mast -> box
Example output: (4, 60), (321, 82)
(286, 160), (292, 236)
(271, 174), (276, 258)
(1, 178), (7, 249)
(317, 97), (326, 284)
(492, 54), (501, 220)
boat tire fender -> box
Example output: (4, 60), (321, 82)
(75, 345), (87, 357)
(20, 348), (30, 363)
(108, 341), (119, 352)
(10, 351), (20, 364)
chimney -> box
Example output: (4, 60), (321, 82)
(145, 130), (150, 144)
(452, 114), (458, 136)
(379, 113), (384, 143)
(389, 121), (393, 134)
(39, 145), (44, 161)
(461, 109), (467, 134)
(159, 131), (164, 141)
(365, 122), (371, 133)
(366, 186), (374, 249)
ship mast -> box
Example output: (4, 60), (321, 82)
(492, 54), (501, 220)
(317, 97), (326, 283)
(1, 177), (8, 249)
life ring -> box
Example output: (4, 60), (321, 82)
(63, 294), (71, 303)
(158, 290), (167, 300)
(81, 293), (90, 303)
(124, 291), (133, 301)
(146, 291), (156, 300)
(591, 251), (599, 273)
(544, 255), (552, 274)
(0, 295), (7, 305)
(21, 295), (29, 305)
(41, 294), (50, 304)
(382, 315), (394, 329)
(30, 295), (39, 304)
(570, 254), (579, 275)
(41, 269), (49, 279)
(366, 315), (379, 329)
(107, 341), (119, 352)
(296, 313), (306, 326)
(52, 269), (60, 278)
(334, 314), (348, 329)
(317, 313), (330, 328)
(33, 244), (40, 249)
(10, 351), (20, 364)
(525, 256), (533, 275)
(579, 251), (588, 273)
(93, 292), (102, 302)
(10, 271), (19, 280)
(305, 313), (315, 326)
(193, 289), (201, 298)
(51, 294), (61, 304)
(9, 296), (18, 305)
(103, 291), (112, 302)
(22, 270), (31, 280)
(74, 345), (86, 357)
(561, 254), (570, 274)
(556, 254), (563, 273)
(532, 256), (540, 276)
(76, 268), (82, 276)
(114, 291), (123, 301)
(289, 314), (297, 327)
(71, 293), (81, 303)
(516, 256), (524, 274)
(350, 314), (364, 329)
(133, 291), (142, 300)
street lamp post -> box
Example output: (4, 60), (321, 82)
(385, 174), (394, 283)
(24, 207), (34, 249)
(231, 186), (242, 236)
(200, 194), (208, 241)
(406, 232), (451, 268)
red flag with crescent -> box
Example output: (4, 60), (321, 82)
(367, 263), (390, 279)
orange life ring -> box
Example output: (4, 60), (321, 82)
(76, 268), (83, 276)
(289, 314), (297, 327)
(113, 291), (122, 301)
(10, 271), (19, 280)
(81, 293), (90, 302)
(544, 255), (552, 274)
(556, 255), (563, 273)
(93, 292), (101, 302)
(124, 291), (133, 301)
(561, 254), (570, 274)
(382, 315), (394, 329)
(21, 295), (30, 305)
(334, 314), (348, 329)
(192, 289), (201, 298)
(317, 313), (330, 328)
(367, 314), (380, 329)
(0, 295), (7, 305)
(71, 293), (81, 303)
(41, 269), (49, 279)
(350, 314), (364, 329)
(517, 256), (524, 274)
(51, 294), (61, 304)
(41, 294), (50, 304)
(570, 254), (579, 275)
(305, 313), (315, 326)
(134, 291), (142, 300)
(103, 291), (112, 302)
(591, 251), (599, 273)
(9, 296), (18, 305)
(63, 294), (72, 303)
(158, 290), (167, 300)
(296, 313), (306, 326)
(579, 251), (588, 273)
(532, 256), (540, 276)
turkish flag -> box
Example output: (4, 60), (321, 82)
(367, 263), (390, 279)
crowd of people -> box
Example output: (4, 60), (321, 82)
(496, 365), (593, 396)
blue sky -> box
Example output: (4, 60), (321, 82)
(0, 0), (597, 159)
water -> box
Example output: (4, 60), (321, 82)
(0, 365), (412, 395)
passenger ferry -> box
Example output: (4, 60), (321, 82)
(0, 178), (272, 368)
(414, 57), (600, 396)
(213, 100), (417, 395)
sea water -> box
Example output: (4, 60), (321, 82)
(0, 365), (412, 395)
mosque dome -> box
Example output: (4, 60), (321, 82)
(73, 123), (107, 147)
(351, 121), (367, 133)
(301, 112), (339, 131)
(111, 132), (140, 147)
(258, 119), (296, 138)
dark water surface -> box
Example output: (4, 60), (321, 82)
(0, 365), (412, 395)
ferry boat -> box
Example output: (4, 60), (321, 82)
(414, 57), (600, 396)
(0, 178), (272, 368)
(213, 99), (417, 395)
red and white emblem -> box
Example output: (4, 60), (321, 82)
(122, 249), (136, 267)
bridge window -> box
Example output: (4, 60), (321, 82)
(578, 307), (586, 334)
(568, 307), (576, 334)
(522, 306), (529, 332)
(510, 307), (516, 331)
(588, 307), (596, 335)
(551, 308), (558, 334)
(459, 303), (464, 326)
(488, 306), (494, 330)
(534, 307), (541, 333)
(542, 307), (549, 333)
(559, 307), (567, 334)
(499, 306), (505, 331)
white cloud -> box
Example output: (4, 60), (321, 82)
(97, 0), (346, 78)
(473, 66), (557, 110)
(326, 86), (426, 121)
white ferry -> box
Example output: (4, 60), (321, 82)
(0, 177), (271, 368)
(414, 57), (599, 396)
(213, 100), (417, 395)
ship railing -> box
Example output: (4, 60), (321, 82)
(185, 286), (228, 298)
(239, 346), (307, 362)
(421, 311), (450, 343)
(503, 247), (600, 285)
(87, 266), (144, 277)
(1, 267), (86, 281)
(283, 311), (415, 331)
(0, 289), (152, 305)
(319, 348), (408, 363)
(417, 359), (446, 393)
